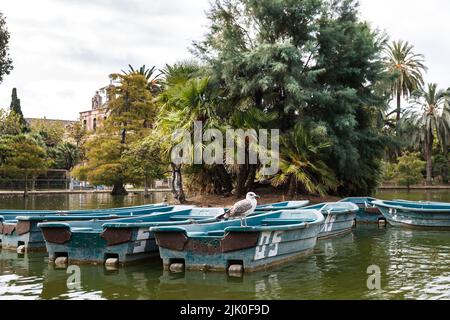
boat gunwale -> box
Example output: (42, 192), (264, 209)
(373, 200), (450, 213)
(37, 208), (224, 231)
(150, 209), (325, 239)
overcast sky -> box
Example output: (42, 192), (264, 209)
(0, 0), (449, 120)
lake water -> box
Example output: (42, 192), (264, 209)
(1, 191), (450, 300)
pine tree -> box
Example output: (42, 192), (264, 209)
(9, 88), (28, 131)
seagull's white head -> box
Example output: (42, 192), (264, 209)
(246, 192), (260, 200)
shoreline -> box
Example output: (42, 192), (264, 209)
(377, 186), (450, 190)
(0, 189), (172, 196)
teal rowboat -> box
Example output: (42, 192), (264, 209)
(255, 200), (310, 211)
(0, 203), (167, 220)
(372, 200), (450, 228)
(339, 197), (383, 223)
(301, 202), (359, 239)
(151, 209), (324, 273)
(38, 207), (224, 265)
(0, 205), (187, 251)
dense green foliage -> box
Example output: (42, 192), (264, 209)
(0, 134), (50, 195)
(0, 12), (13, 85)
(2, 0), (450, 197)
(383, 152), (425, 189)
(190, 0), (389, 196)
(72, 72), (158, 195)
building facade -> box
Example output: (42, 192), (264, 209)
(79, 87), (110, 132)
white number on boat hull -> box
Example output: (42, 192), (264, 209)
(322, 213), (337, 232)
(254, 231), (283, 260)
(133, 240), (147, 253)
(388, 208), (397, 215)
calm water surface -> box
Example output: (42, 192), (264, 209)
(1, 191), (450, 300)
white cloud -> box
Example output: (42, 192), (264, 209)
(358, 0), (450, 88)
(0, 0), (211, 119)
(0, 0), (449, 120)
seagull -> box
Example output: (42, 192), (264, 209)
(217, 192), (260, 226)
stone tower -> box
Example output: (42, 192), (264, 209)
(91, 91), (103, 110)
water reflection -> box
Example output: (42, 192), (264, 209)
(1, 225), (450, 300)
(376, 189), (450, 202)
(0, 192), (172, 211)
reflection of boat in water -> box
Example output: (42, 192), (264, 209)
(0, 250), (47, 277)
(41, 260), (164, 300)
(0, 250), (47, 299)
(156, 256), (322, 300)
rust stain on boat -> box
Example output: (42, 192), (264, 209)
(100, 228), (133, 246)
(155, 232), (188, 251)
(41, 227), (72, 244)
(16, 221), (31, 235)
(365, 207), (381, 214)
(220, 232), (259, 252)
(156, 231), (259, 254)
(1, 224), (16, 235)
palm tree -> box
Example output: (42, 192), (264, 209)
(402, 83), (450, 185)
(156, 62), (215, 202)
(271, 124), (338, 196)
(160, 61), (199, 87)
(123, 64), (160, 93)
(385, 40), (427, 122)
(53, 142), (80, 171)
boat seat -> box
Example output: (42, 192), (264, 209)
(169, 215), (214, 221)
(72, 227), (95, 232)
(206, 230), (225, 236)
(261, 218), (312, 226)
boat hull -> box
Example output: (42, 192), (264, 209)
(301, 202), (358, 239)
(39, 207), (223, 265)
(42, 226), (160, 264)
(374, 202), (450, 228)
(318, 210), (356, 239)
(0, 203), (166, 220)
(0, 220), (45, 251)
(153, 210), (324, 273)
(157, 227), (319, 272)
(339, 197), (383, 223)
(0, 205), (188, 251)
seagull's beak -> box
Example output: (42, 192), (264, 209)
(255, 195), (260, 198)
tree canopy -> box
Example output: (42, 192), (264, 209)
(0, 12), (13, 85)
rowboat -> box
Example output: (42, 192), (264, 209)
(0, 203), (167, 220)
(301, 202), (359, 239)
(339, 197), (383, 223)
(151, 209), (324, 273)
(372, 199), (450, 228)
(38, 207), (224, 266)
(0, 205), (188, 251)
(255, 200), (310, 211)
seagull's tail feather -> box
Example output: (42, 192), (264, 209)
(216, 209), (230, 221)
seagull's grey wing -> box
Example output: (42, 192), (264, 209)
(229, 199), (253, 217)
